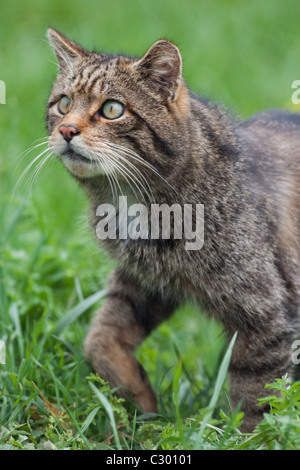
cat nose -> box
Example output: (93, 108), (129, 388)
(59, 124), (80, 142)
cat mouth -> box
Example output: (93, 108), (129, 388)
(62, 150), (92, 164)
(60, 150), (103, 177)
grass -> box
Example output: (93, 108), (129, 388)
(1, 0), (300, 450)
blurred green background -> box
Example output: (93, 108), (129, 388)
(1, 0), (300, 445)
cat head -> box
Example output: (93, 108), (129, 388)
(46, 28), (189, 187)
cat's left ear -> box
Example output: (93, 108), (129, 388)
(47, 28), (89, 72)
(134, 40), (182, 100)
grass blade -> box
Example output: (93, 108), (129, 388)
(193, 331), (237, 449)
(89, 381), (121, 450)
(9, 302), (24, 359)
(53, 289), (106, 335)
(0, 260), (7, 314)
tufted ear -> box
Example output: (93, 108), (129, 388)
(135, 40), (183, 100)
(47, 27), (89, 72)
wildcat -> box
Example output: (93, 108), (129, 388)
(46, 27), (300, 432)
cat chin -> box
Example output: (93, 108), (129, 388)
(60, 152), (106, 178)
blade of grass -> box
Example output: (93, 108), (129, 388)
(9, 302), (24, 359)
(88, 381), (121, 450)
(193, 331), (237, 449)
(74, 277), (84, 302)
(78, 405), (101, 436)
(0, 252), (7, 314)
(3, 202), (26, 242)
(66, 407), (93, 449)
(172, 358), (184, 442)
(53, 289), (106, 335)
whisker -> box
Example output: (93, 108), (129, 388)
(93, 148), (123, 203)
(105, 142), (177, 195)
(27, 151), (54, 194)
(107, 155), (141, 201)
(94, 146), (149, 205)
(95, 148), (138, 198)
(91, 143), (155, 202)
(103, 154), (125, 200)
(14, 138), (50, 173)
(14, 146), (51, 188)
(115, 151), (154, 202)
(97, 155), (118, 206)
(105, 148), (153, 205)
(11, 144), (54, 202)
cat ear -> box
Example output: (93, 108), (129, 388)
(135, 40), (182, 99)
(47, 28), (88, 72)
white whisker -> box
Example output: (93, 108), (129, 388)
(15, 146), (51, 187)
(105, 142), (177, 195)
(11, 142), (54, 203)
(105, 148), (154, 205)
(107, 155), (141, 201)
(27, 151), (54, 194)
(14, 138), (50, 173)
(103, 154), (126, 200)
(93, 146), (148, 205)
(97, 155), (118, 206)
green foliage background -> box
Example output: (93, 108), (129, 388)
(1, 0), (300, 449)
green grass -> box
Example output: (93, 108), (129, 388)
(1, 0), (300, 450)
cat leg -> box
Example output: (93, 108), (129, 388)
(228, 324), (294, 432)
(84, 268), (176, 413)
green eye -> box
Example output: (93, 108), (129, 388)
(58, 96), (72, 115)
(101, 100), (124, 120)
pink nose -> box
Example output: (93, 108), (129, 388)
(59, 124), (80, 142)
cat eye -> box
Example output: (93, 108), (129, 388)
(58, 96), (72, 115)
(101, 100), (124, 120)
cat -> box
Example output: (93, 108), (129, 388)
(46, 27), (300, 432)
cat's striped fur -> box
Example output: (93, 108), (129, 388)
(46, 28), (300, 431)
